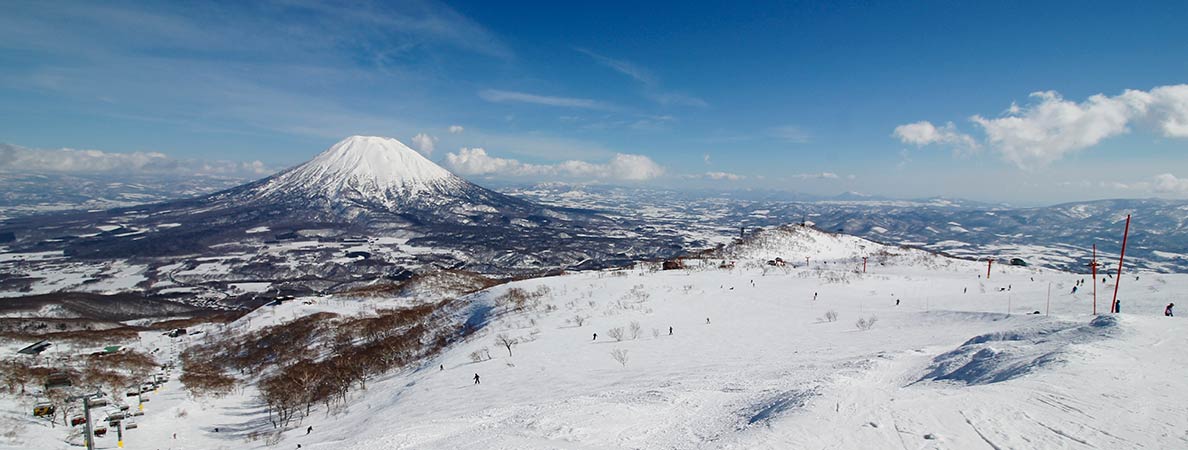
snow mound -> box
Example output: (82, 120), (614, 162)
(918, 315), (1118, 385)
(727, 225), (891, 261)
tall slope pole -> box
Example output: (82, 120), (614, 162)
(1091, 244), (1098, 315)
(1110, 214), (1131, 314)
(986, 258), (993, 279)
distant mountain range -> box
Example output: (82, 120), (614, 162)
(503, 184), (1188, 273)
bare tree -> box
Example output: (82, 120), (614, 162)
(855, 316), (878, 331)
(610, 348), (629, 367)
(606, 327), (625, 342)
(824, 310), (839, 322)
(629, 321), (642, 340)
(495, 334), (518, 357)
(468, 350), (486, 363)
(572, 315), (586, 327)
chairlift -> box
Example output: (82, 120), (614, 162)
(124, 421), (138, 430)
(93, 427), (107, 437)
(71, 415), (87, 426)
(89, 398), (109, 408)
(45, 372), (71, 389)
(32, 402), (55, 417)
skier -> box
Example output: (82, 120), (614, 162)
(473, 373), (481, 385)
(306, 426), (312, 435)
(669, 326), (673, 335)
(895, 299), (900, 306)
(1072, 286), (1077, 294)
(1166, 303), (1175, 317)
(963, 287), (967, 294)
(1113, 300), (1122, 313)
(592, 332), (597, 340)
(706, 317), (711, 324)
(813, 292), (818, 301)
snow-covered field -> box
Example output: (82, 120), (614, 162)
(3, 227), (1186, 449)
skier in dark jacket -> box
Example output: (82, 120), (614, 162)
(1166, 303), (1175, 317)
(474, 373), (481, 384)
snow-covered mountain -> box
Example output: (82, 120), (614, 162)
(0, 137), (684, 299)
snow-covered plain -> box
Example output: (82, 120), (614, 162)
(4, 227), (1187, 449)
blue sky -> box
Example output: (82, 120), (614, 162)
(2, 0), (1187, 204)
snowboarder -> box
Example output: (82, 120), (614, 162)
(592, 332), (597, 340)
(669, 326), (673, 335)
(306, 426), (312, 435)
(1166, 303), (1175, 317)
(474, 373), (481, 384)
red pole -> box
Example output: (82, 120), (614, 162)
(1110, 214), (1130, 314)
(1091, 244), (1097, 315)
(986, 258), (993, 279)
(863, 257), (867, 273)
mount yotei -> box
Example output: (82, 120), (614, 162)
(0, 136), (685, 302)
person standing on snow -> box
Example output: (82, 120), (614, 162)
(1166, 303), (1175, 317)
(474, 373), (481, 384)
(306, 426), (312, 435)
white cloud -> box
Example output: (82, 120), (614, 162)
(896, 84), (1188, 169)
(703, 171), (745, 181)
(445, 148), (664, 181)
(410, 132), (437, 156)
(448, 125), (464, 134)
(478, 89), (614, 110)
(790, 172), (840, 180)
(892, 121), (977, 153)
(769, 125), (812, 144)
(0, 143), (273, 178)
(1152, 173), (1188, 195)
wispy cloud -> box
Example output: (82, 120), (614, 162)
(576, 48), (708, 108)
(478, 89), (616, 110)
(702, 171), (745, 181)
(445, 148), (664, 181)
(769, 125), (812, 144)
(0, 143), (274, 178)
(575, 48), (655, 85)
